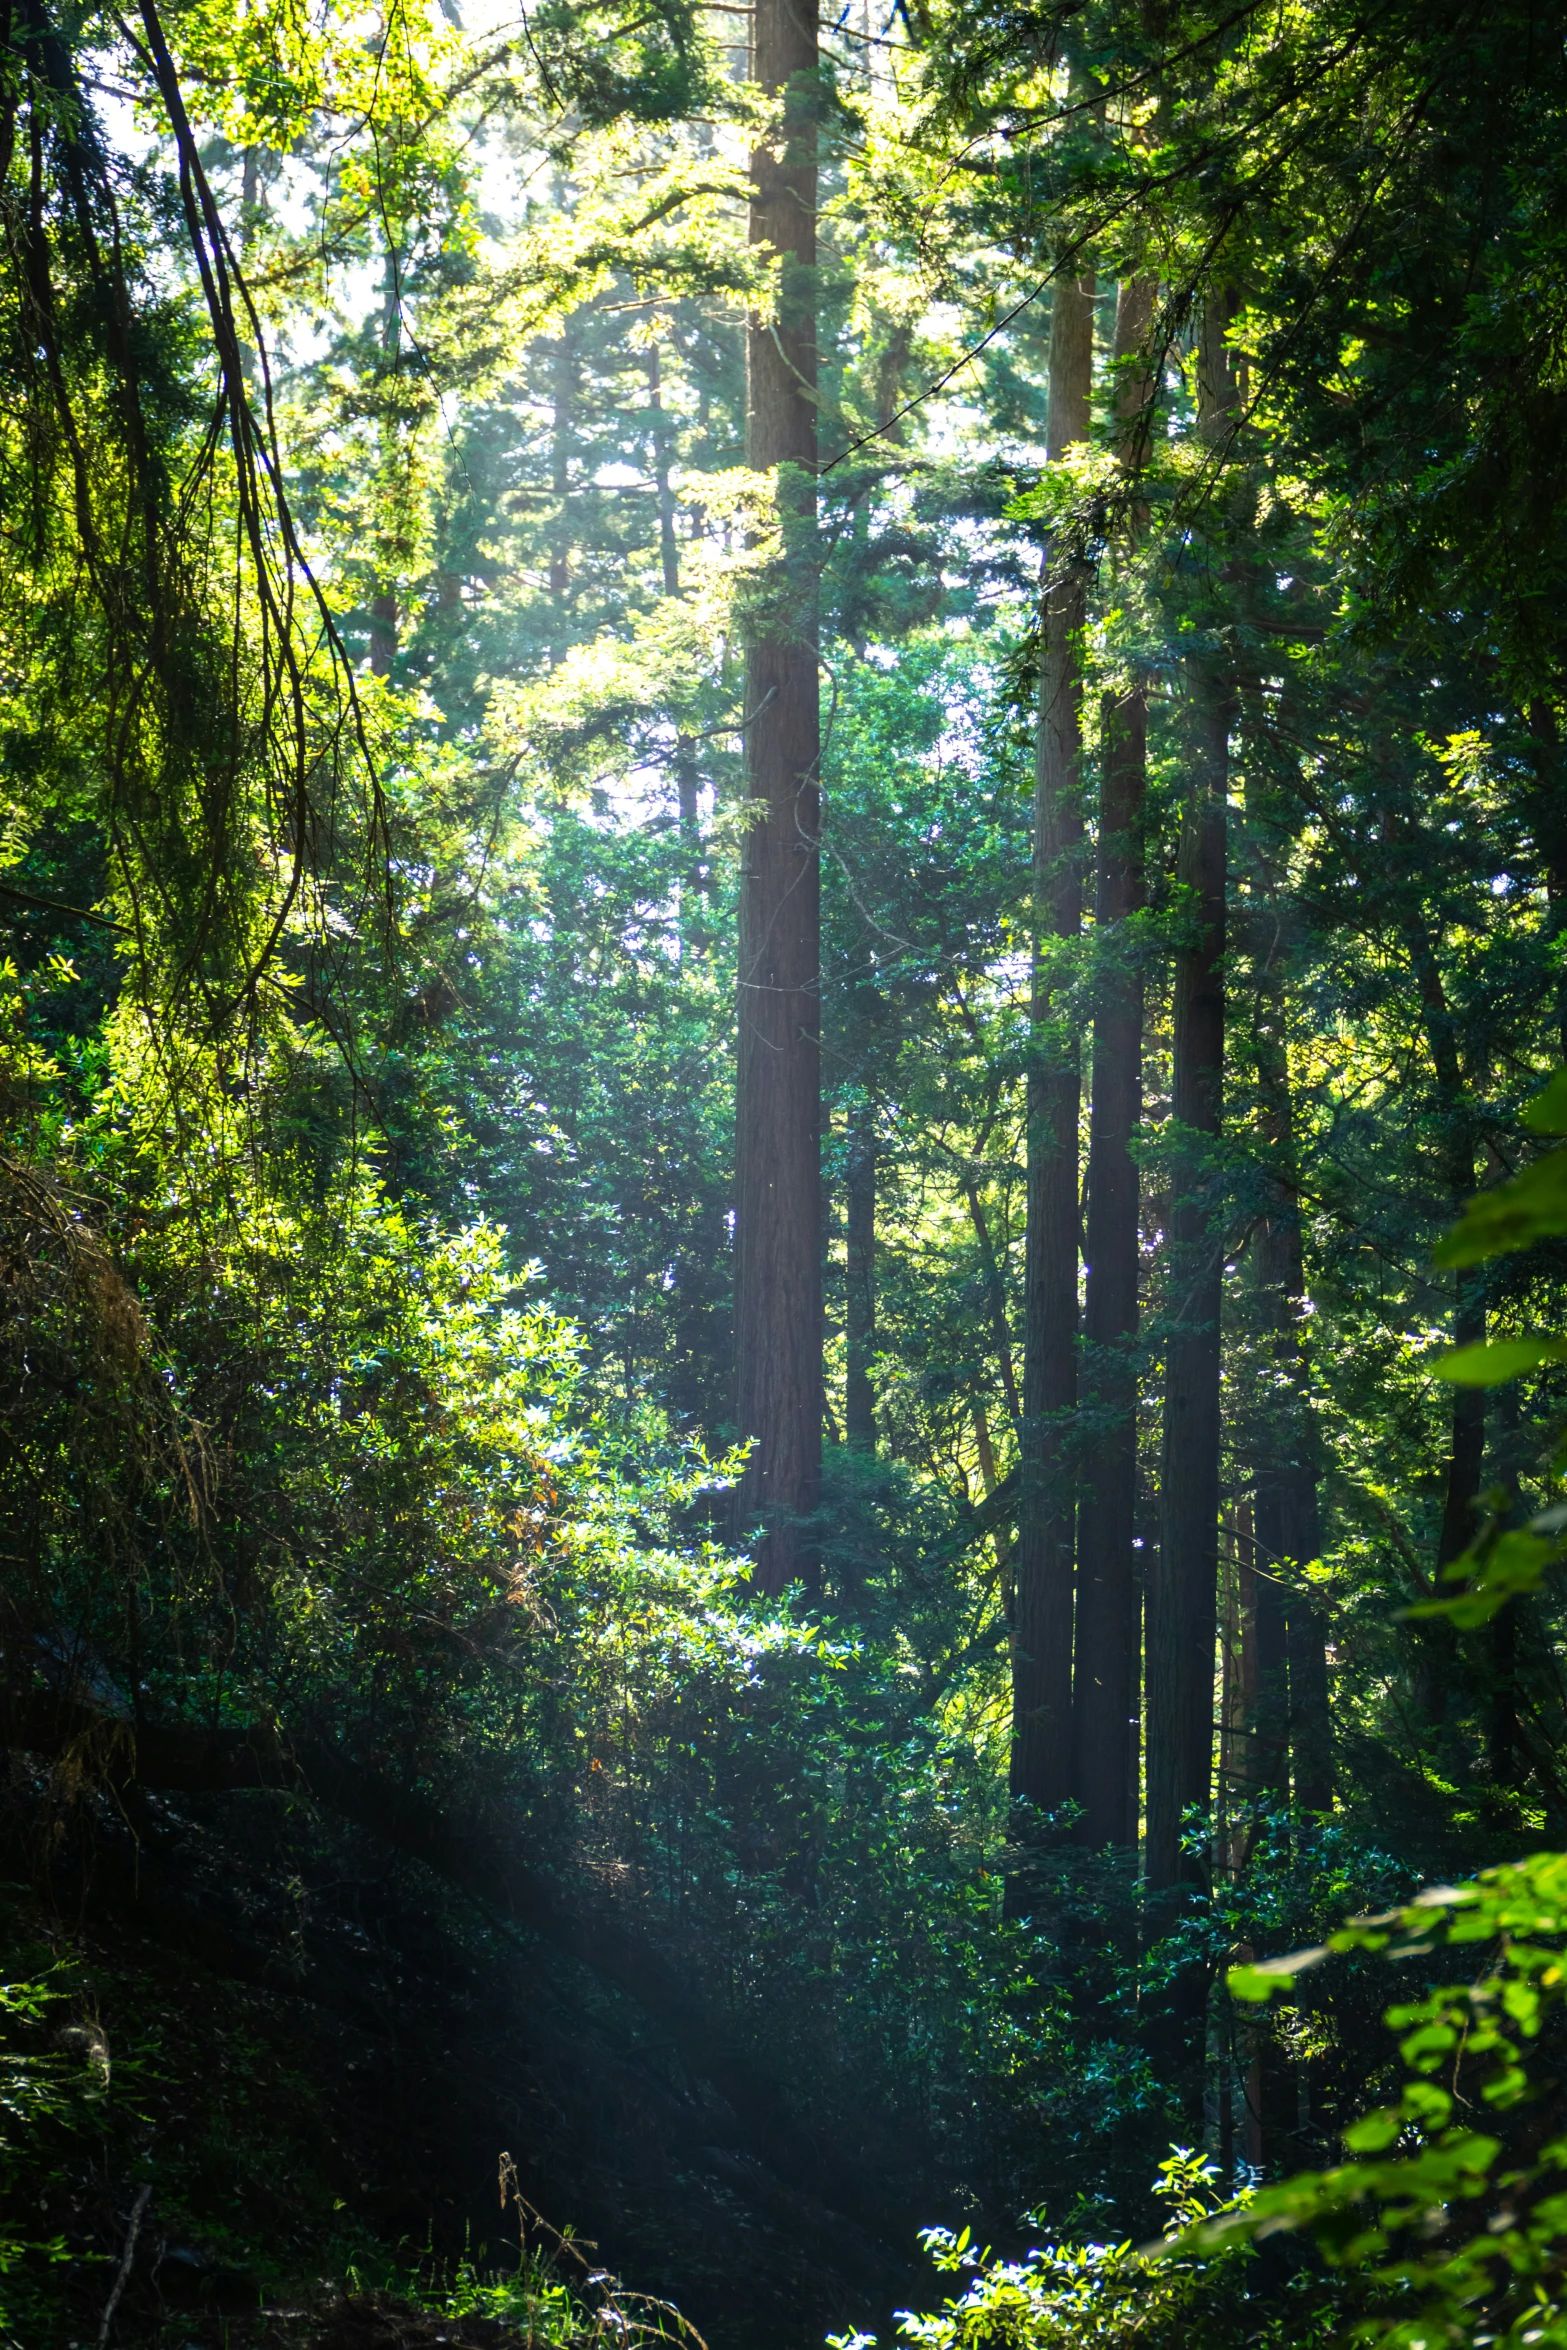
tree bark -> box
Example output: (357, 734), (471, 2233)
(369, 244), (401, 678)
(732, 0), (821, 1593)
(1011, 267), (1094, 1818)
(1250, 960), (1330, 1810)
(1146, 689), (1228, 1888)
(549, 314), (577, 613)
(1403, 920), (1484, 1574)
(1146, 291), (1237, 1891)
(1072, 274), (1155, 1850)
(368, 590), (397, 679)
(845, 1102), (876, 1447)
(649, 338), (681, 600)
(1527, 701), (1567, 1064)
(647, 341), (706, 934)
(1487, 1380), (1522, 1794)
(1072, 682), (1146, 1846)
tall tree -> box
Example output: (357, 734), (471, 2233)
(1072, 274), (1156, 1850)
(732, 0), (822, 1591)
(845, 1093), (878, 1448)
(1251, 954), (1331, 1811)
(1145, 292), (1237, 1892)
(548, 312), (580, 660)
(1011, 265), (1094, 1818)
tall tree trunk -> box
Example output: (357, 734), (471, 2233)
(1253, 1211), (1331, 1814)
(1011, 266), (1094, 1819)
(647, 341), (706, 931)
(1403, 921), (1484, 1574)
(548, 312), (578, 661)
(1146, 293), (1237, 1891)
(1073, 274), (1155, 1850)
(1527, 701), (1567, 1064)
(1487, 1381), (1522, 1794)
(845, 1101), (876, 1448)
(370, 244), (401, 678)
(368, 589), (397, 678)
(1393, 914), (1481, 1732)
(1250, 959), (1330, 1810)
(649, 339), (681, 600)
(732, 0), (821, 1593)
(1146, 688), (1229, 1888)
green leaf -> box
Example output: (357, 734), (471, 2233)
(1408, 1528), (1562, 1627)
(1343, 2108), (1402, 2153)
(1523, 1070), (1567, 1133)
(1227, 1946), (1328, 2002)
(1434, 1146), (1567, 1266)
(1433, 1336), (1567, 1383)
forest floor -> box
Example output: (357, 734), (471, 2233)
(2, 1763), (921, 2350)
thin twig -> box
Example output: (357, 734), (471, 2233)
(97, 2183), (151, 2348)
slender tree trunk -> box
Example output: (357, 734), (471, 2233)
(1404, 922), (1484, 1571)
(1246, 1460), (1291, 1804)
(1488, 1381), (1522, 1793)
(370, 245), (401, 678)
(845, 1103), (876, 1448)
(548, 313), (578, 661)
(1527, 701), (1567, 1064)
(1146, 688), (1228, 1888)
(1073, 682), (1146, 1845)
(1386, 907), (1477, 1726)
(1073, 274), (1155, 1850)
(1251, 961), (1330, 1810)
(966, 1171), (1023, 1433)
(1011, 267), (1094, 1818)
(648, 341), (706, 929)
(1235, 1502), (1259, 1812)
(368, 589), (397, 678)
(1253, 1204), (1331, 1813)
(649, 340), (681, 599)
(1146, 292), (1237, 1892)
(732, 0), (821, 1593)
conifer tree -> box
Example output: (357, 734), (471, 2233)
(732, 0), (823, 1591)
(1145, 291), (1238, 1892)
(1072, 273), (1156, 1850)
(1011, 266), (1094, 1818)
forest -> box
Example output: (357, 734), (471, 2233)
(5, 0), (1567, 2342)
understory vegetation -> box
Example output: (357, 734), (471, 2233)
(5, 0), (1567, 2344)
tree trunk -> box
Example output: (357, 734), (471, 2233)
(732, 0), (821, 1593)
(1487, 1381), (1522, 1793)
(1072, 682), (1146, 1846)
(1403, 920), (1484, 1576)
(368, 590), (397, 679)
(1011, 266), (1094, 1818)
(370, 243), (401, 678)
(1072, 274), (1155, 1850)
(548, 312), (578, 660)
(1527, 701), (1567, 1064)
(649, 339), (681, 599)
(845, 1103), (876, 1448)
(1146, 688), (1228, 1888)
(1251, 961), (1330, 1810)
(647, 341), (706, 934)
(1146, 292), (1237, 1891)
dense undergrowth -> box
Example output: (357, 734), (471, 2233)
(0, 1090), (1545, 2348)
(0, 1106), (1386, 2341)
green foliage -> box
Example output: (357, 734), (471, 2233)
(834, 2151), (1335, 2350)
(1206, 1856), (1567, 2347)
